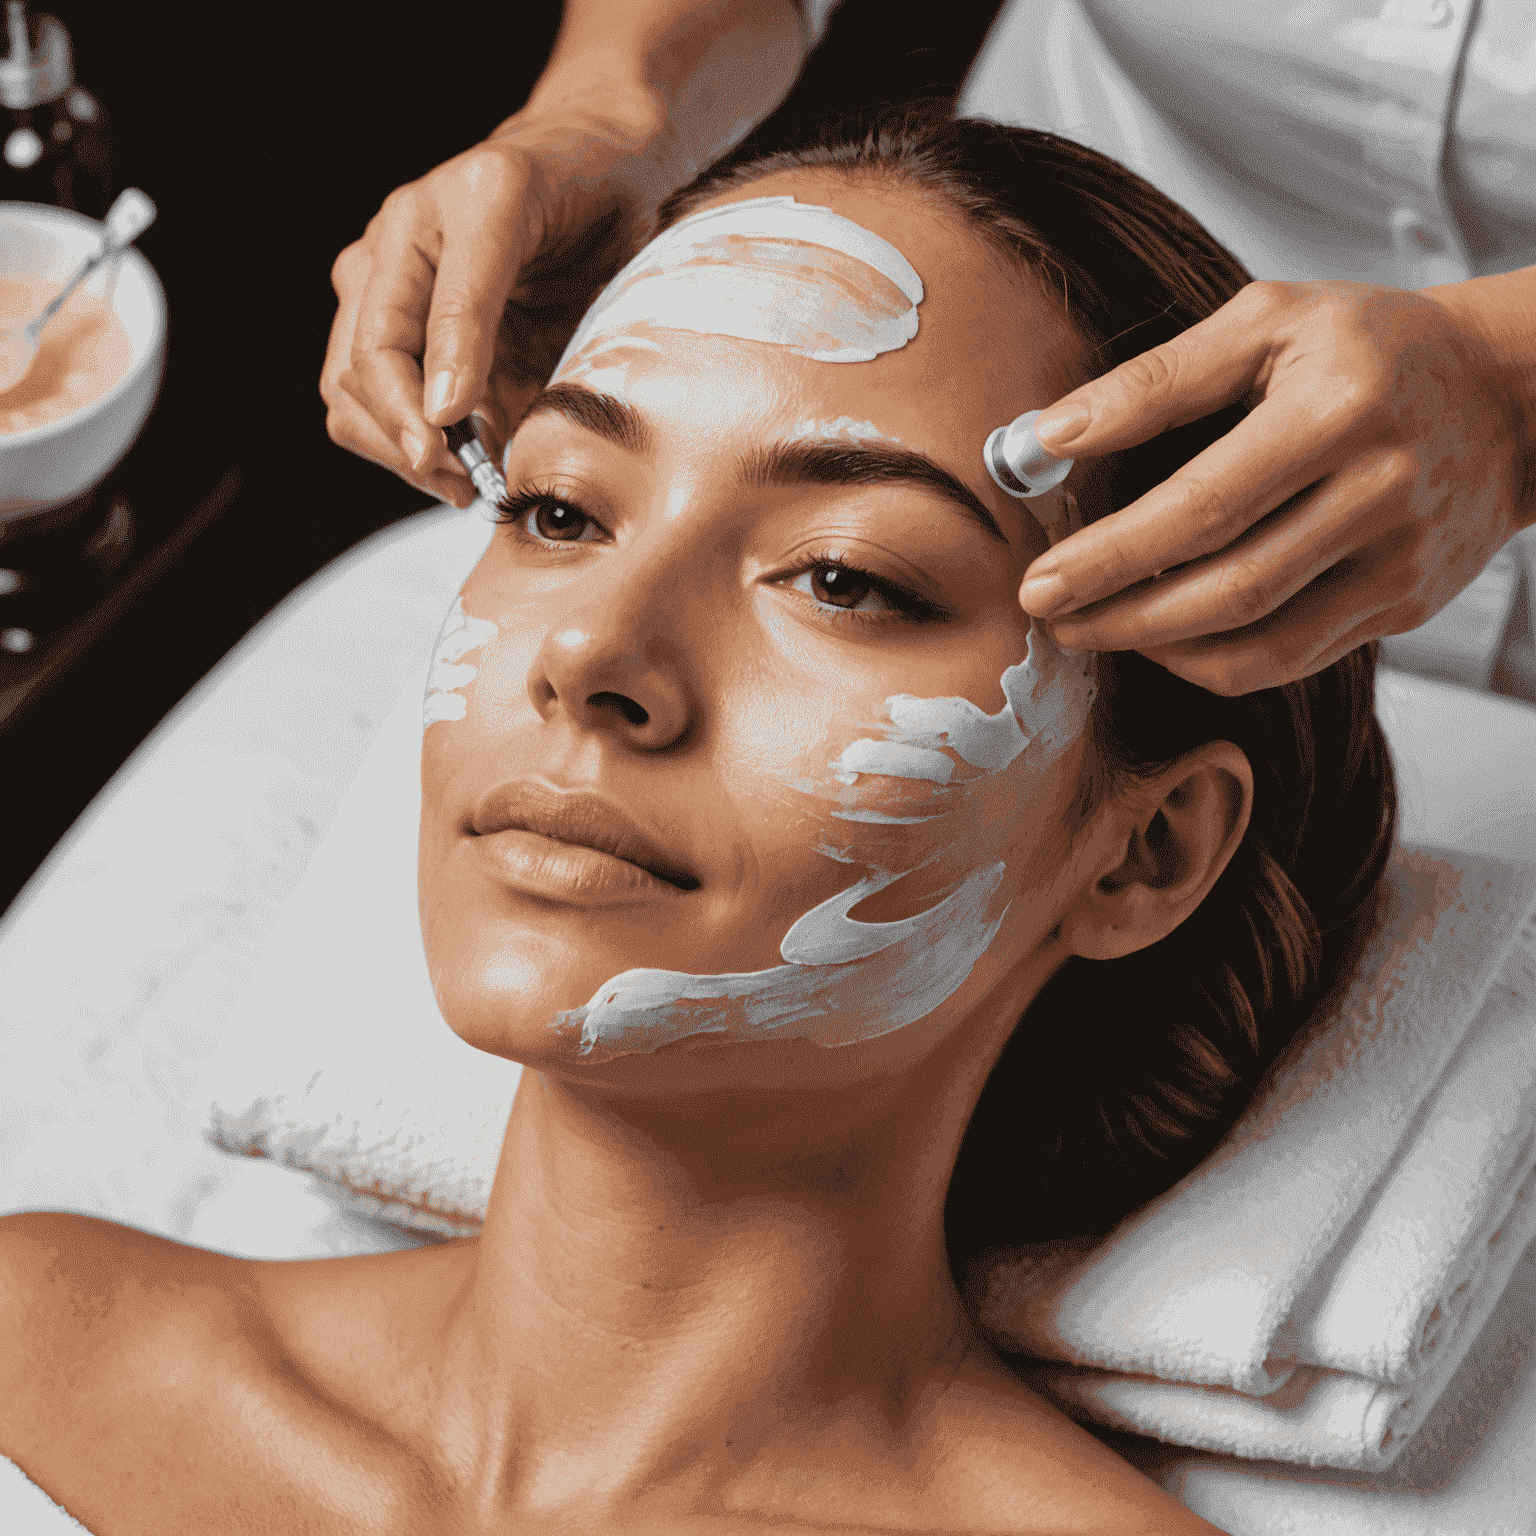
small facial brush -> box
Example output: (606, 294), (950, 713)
(444, 416), (508, 506)
(983, 410), (1074, 499)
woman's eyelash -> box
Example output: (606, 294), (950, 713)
(493, 486), (601, 544)
(786, 553), (950, 625)
(493, 491), (948, 624)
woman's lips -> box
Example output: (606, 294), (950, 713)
(468, 781), (699, 907)
(472, 828), (690, 906)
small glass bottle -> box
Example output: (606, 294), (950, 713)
(0, 2), (111, 217)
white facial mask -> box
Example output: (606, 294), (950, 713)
(560, 858), (1010, 1059)
(424, 596), (498, 727)
(551, 195), (925, 387)
(830, 625), (1093, 787)
(786, 416), (901, 444)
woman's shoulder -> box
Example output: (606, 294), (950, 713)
(0, 1214), (265, 1508)
(0, 1211), (433, 1534)
(0, 1222), (1220, 1535)
(0, 1209), (460, 1390)
(0, 1210), (261, 1404)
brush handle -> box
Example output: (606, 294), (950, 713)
(103, 187), (157, 249)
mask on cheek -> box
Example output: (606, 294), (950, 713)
(556, 614), (1096, 1064)
(425, 596), (499, 727)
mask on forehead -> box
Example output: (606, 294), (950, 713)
(550, 195), (926, 387)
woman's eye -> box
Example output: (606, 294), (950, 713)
(525, 499), (596, 543)
(791, 564), (893, 613)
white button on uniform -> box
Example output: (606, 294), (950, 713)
(1392, 206), (1445, 253)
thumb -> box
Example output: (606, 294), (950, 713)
(1033, 284), (1274, 458)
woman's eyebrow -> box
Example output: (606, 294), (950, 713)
(514, 382), (1007, 546)
(515, 381), (654, 455)
(739, 439), (1009, 545)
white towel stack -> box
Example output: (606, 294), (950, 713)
(974, 845), (1536, 1471)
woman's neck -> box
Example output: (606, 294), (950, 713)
(427, 1039), (998, 1518)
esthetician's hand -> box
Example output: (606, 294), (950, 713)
(320, 0), (808, 509)
(1018, 272), (1536, 694)
(320, 117), (663, 509)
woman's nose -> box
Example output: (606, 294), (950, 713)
(526, 595), (693, 751)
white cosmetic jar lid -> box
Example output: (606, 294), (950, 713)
(984, 409), (1073, 499)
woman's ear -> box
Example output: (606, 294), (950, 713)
(1060, 742), (1254, 962)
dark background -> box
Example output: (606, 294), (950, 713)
(0, 1), (1009, 914)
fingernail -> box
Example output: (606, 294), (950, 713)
(400, 430), (428, 470)
(1019, 572), (1070, 616)
(1034, 403), (1089, 450)
(427, 369), (455, 418)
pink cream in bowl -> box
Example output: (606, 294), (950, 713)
(0, 276), (134, 434)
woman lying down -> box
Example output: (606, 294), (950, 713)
(1, 105), (1395, 1534)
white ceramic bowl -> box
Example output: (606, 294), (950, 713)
(0, 201), (167, 522)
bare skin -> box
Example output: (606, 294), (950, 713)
(4, 171), (1237, 1534)
(0, 1214), (1211, 1535)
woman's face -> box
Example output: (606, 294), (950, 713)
(418, 170), (1099, 1092)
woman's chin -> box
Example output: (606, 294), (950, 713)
(436, 980), (772, 1088)
(424, 898), (796, 1050)
(425, 926), (746, 1071)
(430, 944), (608, 1065)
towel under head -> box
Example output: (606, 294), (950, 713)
(977, 846), (1536, 1468)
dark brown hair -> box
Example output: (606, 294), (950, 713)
(654, 103), (1396, 1267)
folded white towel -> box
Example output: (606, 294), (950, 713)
(1149, 1229), (1536, 1535)
(976, 847), (1536, 1469)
